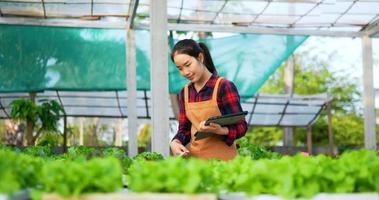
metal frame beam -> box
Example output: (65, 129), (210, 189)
(41, 0), (47, 18)
(247, 94), (259, 125)
(0, 17), (126, 29)
(164, 23), (364, 37)
(90, 0), (94, 16)
(366, 24), (379, 37)
(115, 91), (124, 117)
(0, 17), (365, 37)
(0, 97), (10, 118)
(364, 18), (379, 37)
(126, 0), (139, 29)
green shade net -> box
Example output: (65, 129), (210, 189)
(169, 34), (308, 97)
(0, 25), (307, 98)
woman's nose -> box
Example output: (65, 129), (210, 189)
(182, 69), (190, 76)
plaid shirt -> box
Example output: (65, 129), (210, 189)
(173, 73), (247, 146)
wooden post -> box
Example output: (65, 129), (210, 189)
(306, 126), (312, 155)
(79, 118), (84, 145)
(25, 92), (36, 146)
(63, 115), (67, 153)
(114, 119), (123, 147)
(326, 102), (335, 156)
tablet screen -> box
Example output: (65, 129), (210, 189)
(205, 111), (248, 126)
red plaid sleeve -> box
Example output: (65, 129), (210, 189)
(172, 88), (192, 145)
(218, 79), (248, 146)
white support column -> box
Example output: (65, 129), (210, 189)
(127, 29), (138, 156)
(283, 32), (295, 147)
(150, 0), (170, 157)
(362, 35), (377, 150)
(284, 56), (294, 146)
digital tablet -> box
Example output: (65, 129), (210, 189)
(204, 111), (248, 126)
(194, 111), (248, 141)
(194, 132), (214, 141)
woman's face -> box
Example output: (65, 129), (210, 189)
(173, 53), (205, 83)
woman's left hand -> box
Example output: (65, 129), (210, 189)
(199, 121), (229, 135)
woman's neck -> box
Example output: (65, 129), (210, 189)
(194, 70), (212, 92)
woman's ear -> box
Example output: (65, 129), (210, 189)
(197, 53), (204, 64)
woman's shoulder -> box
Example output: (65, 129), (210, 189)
(219, 77), (236, 88)
(217, 77), (239, 96)
(179, 86), (185, 96)
(178, 84), (190, 98)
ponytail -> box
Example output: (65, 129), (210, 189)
(171, 39), (217, 74)
(198, 42), (217, 74)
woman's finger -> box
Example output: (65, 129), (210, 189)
(180, 145), (189, 153)
(209, 123), (221, 128)
(199, 121), (206, 129)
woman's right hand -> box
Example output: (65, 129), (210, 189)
(170, 139), (190, 156)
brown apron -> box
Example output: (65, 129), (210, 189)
(184, 77), (237, 161)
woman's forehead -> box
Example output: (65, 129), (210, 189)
(173, 53), (194, 63)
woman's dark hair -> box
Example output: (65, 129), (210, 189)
(171, 39), (217, 74)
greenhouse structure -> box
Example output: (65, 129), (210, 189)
(0, 0), (377, 157)
(0, 0), (379, 200)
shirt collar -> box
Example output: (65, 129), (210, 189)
(189, 73), (219, 91)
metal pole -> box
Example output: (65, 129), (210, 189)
(284, 56), (295, 146)
(362, 36), (377, 150)
(283, 4), (295, 147)
(127, 29), (138, 157)
(150, 0), (169, 157)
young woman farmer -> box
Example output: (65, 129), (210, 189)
(169, 39), (247, 161)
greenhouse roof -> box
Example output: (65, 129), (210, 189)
(0, 0), (378, 37)
(0, 1), (371, 129)
(0, 91), (330, 127)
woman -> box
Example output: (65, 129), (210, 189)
(170, 39), (247, 161)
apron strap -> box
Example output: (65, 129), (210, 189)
(184, 84), (189, 105)
(212, 77), (224, 101)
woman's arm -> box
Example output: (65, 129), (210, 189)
(217, 79), (248, 146)
(171, 88), (192, 145)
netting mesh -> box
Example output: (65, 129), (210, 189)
(0, 24), (307, 98)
